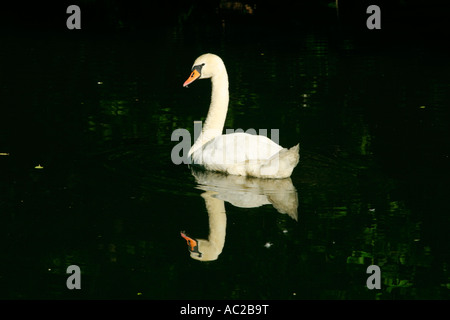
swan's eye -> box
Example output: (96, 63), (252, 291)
(192, 63), (205, 73)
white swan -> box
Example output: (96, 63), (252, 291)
(183, 53), (300, 179)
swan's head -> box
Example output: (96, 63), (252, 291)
(183, 53), (226, 87)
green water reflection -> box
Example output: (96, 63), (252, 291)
(0, 3), (449, 300)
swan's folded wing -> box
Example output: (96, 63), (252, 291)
(196, 132), (283, 166)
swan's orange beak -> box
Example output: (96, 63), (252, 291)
(183, 69), (201, 87)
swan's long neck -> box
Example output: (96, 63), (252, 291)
(189, 70), (229, 156)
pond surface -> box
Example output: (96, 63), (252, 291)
(0, 2), (449, 299)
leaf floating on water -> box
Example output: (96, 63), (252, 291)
(35, 164), (44, 169)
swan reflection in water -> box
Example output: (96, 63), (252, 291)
(181, 169), (299, 261)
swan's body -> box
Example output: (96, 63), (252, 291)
(183, 53), (299, 179)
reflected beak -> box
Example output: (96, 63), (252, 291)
(181, 232), (197, 251)
(180, 232), (201, 256)
(183, 69), (201, 87)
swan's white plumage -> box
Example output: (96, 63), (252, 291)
(184, 53), (299, 179)
(192, 132), (281, 166)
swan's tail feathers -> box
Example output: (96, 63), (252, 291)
(259, 144), (300, 178)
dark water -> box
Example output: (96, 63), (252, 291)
(1, 2), (449, 300)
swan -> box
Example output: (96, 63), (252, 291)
(183, 53), (300, 179)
